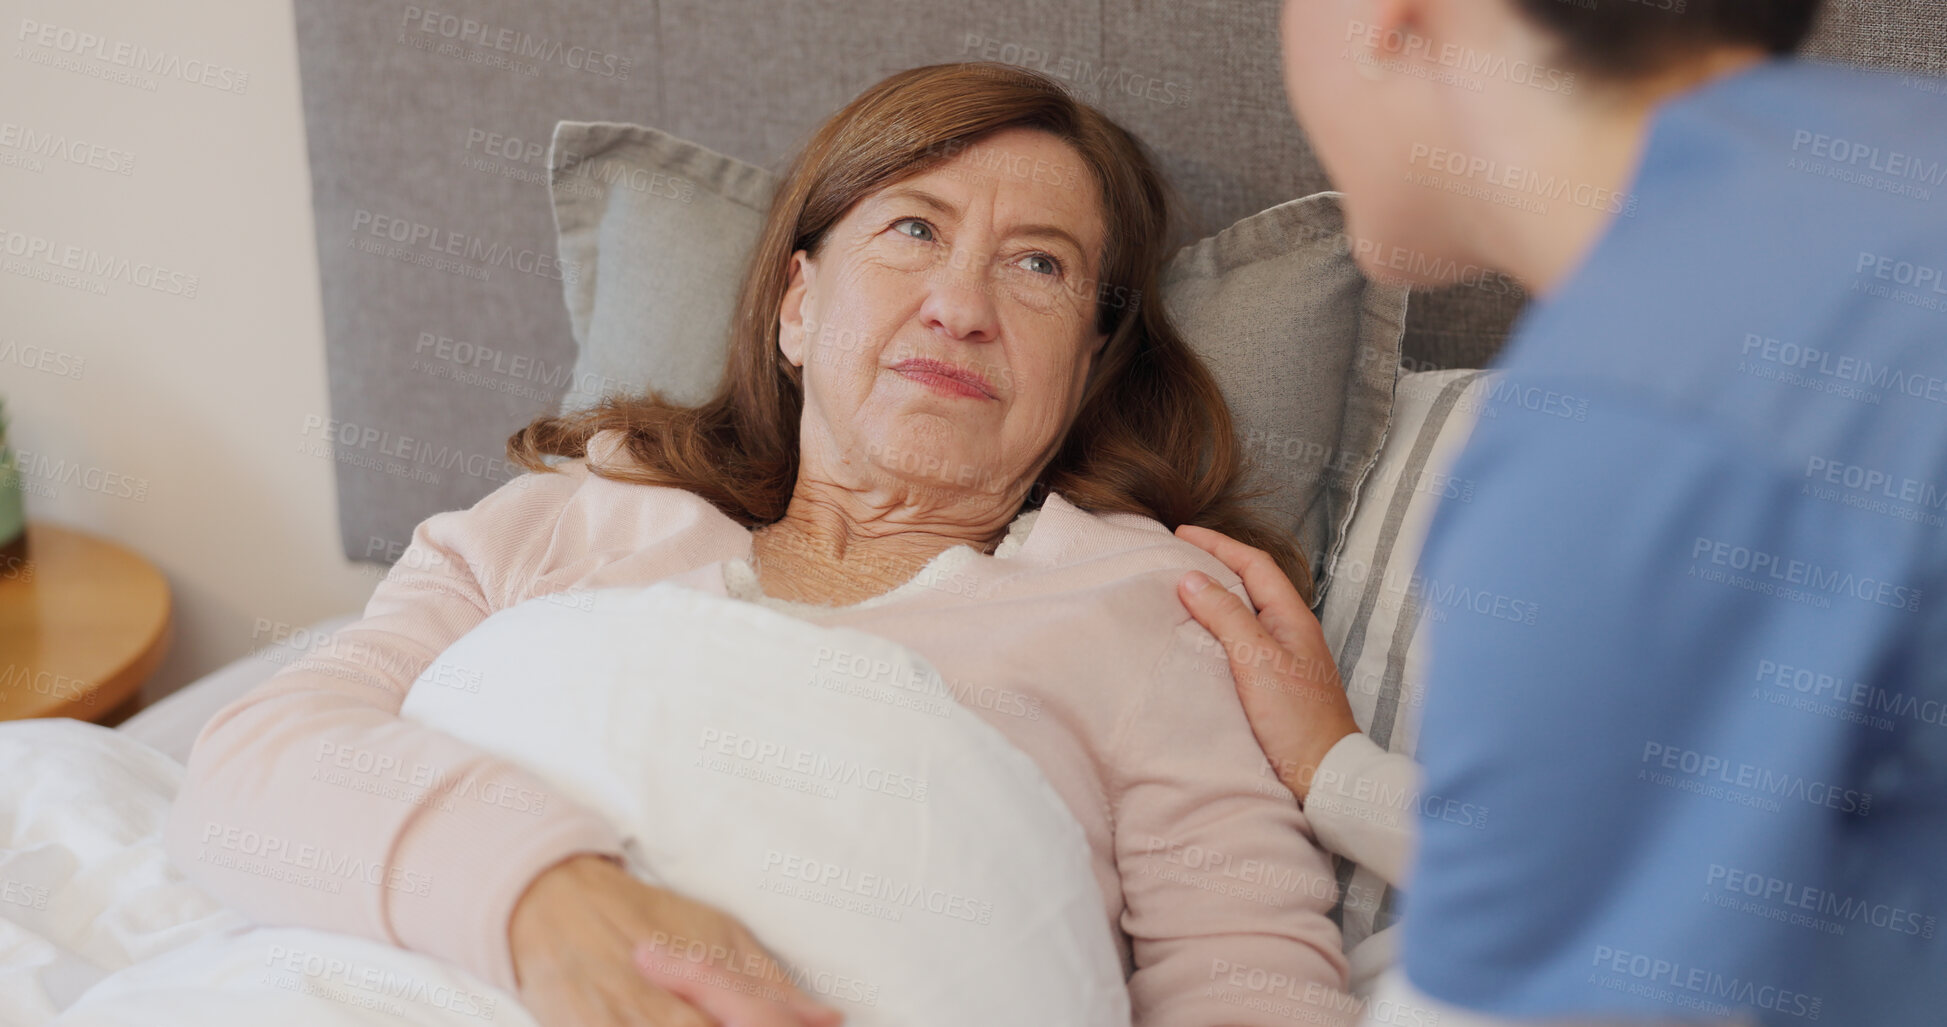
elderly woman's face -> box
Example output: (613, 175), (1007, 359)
(777, 126), (1108, 504)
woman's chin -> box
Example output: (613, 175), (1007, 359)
(854, 431), (1003, 495)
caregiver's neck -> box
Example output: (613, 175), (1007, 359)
(1465, 45), (1771, 299)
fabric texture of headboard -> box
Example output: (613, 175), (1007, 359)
(291, 0), (1947, 562)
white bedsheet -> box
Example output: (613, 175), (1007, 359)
(0, 582), (1130, 1026)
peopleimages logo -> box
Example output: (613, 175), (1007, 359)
(1641, 741), (1872, 815)
(197, 823), (433, 895)
(760, 849), (992, 924)
(1856, 251), (1947, 293)
(0, 122), (135, 175)
(1690, 536), (1923, 612)
(10, 450), (150, 500)
(298, 415), (523, 486)
(554, 149), (695, 202)
(0, 339), (86, 380)
(1853, 251), (1947, 313)
(1754, 658), (1947, 731)
(1741, 333), (1947, 405)
(400, 6), (633, 80)
(1407, 143), (1639, 217)
(960, 35), (1191, 108)
(1804, 456), (1947, 513)
(262, 944), (499, 1021)
(1344, 19), (1577, 94)
(349, 209), (580, 285)
(1791, 131), (1947, 188)
(1589, 945), (1822, 1021)
(14, 18), (249, 93)
(1706, 864), (1936, 939)
(0, 228), (198, 297)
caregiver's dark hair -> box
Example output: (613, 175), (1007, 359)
(509, 61), (1316, 601)
(1511, 0), (1824, 79)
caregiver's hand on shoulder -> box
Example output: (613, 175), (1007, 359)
(1174, 523), (1360, 805)
(509, 853), (844, 1027)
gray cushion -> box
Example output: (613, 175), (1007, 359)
(550, 122), (1408, 596)
(1160, 194), (1408, 590)
(552, 124), (776, 411)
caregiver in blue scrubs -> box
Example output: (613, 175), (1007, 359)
(1176, 1), (1947, 1024)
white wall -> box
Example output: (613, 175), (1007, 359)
(0, 0), (378, 712)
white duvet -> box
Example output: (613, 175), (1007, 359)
(0, 582), (1130, 1026)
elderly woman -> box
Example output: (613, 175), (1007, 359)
(166, 63), (1350, 1027)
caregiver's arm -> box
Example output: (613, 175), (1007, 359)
(1112, 612), (1356, 1027)
(1176, 526), (1418, 889)
(162, 463), (627, 995)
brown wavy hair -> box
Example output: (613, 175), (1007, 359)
(509, 61), (1313, 602)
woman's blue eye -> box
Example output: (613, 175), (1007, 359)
(892, 218), (934, 241)
(1020, 253), (1061, 276)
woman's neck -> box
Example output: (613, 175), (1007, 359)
(749, 480), (1018, 606)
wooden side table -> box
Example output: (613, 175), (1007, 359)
(0, 521), (172, 724)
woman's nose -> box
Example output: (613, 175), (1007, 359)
(918, 249), (1002, 343)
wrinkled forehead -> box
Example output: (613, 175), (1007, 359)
(868, 129), (1107, 264)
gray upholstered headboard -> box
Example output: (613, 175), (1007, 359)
(292, 0), (1947, 563)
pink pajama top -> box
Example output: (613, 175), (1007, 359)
(165, 429), (1356, 1026)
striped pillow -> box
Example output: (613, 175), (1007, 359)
(1316, 368), (1492, 957)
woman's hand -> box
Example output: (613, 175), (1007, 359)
(1173, 523), (1361, 804)
(509, 853), (844, 1027)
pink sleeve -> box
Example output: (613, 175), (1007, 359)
(1112, 611), (1356, 1027)
(163, 461), (629, 997)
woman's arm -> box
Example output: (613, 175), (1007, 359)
(1110, 612), (1356, 1027)
(162, 462), (629, 996)
(1174, 524), (1419, 889)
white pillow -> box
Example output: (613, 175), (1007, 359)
(399, 581), (1131, 1027)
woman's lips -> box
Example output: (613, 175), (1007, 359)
(891, 359), (997, 400)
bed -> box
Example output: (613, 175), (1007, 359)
(13, 1), (1943, 1024)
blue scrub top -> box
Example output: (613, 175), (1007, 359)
(1400, 59), (1947, 1026)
